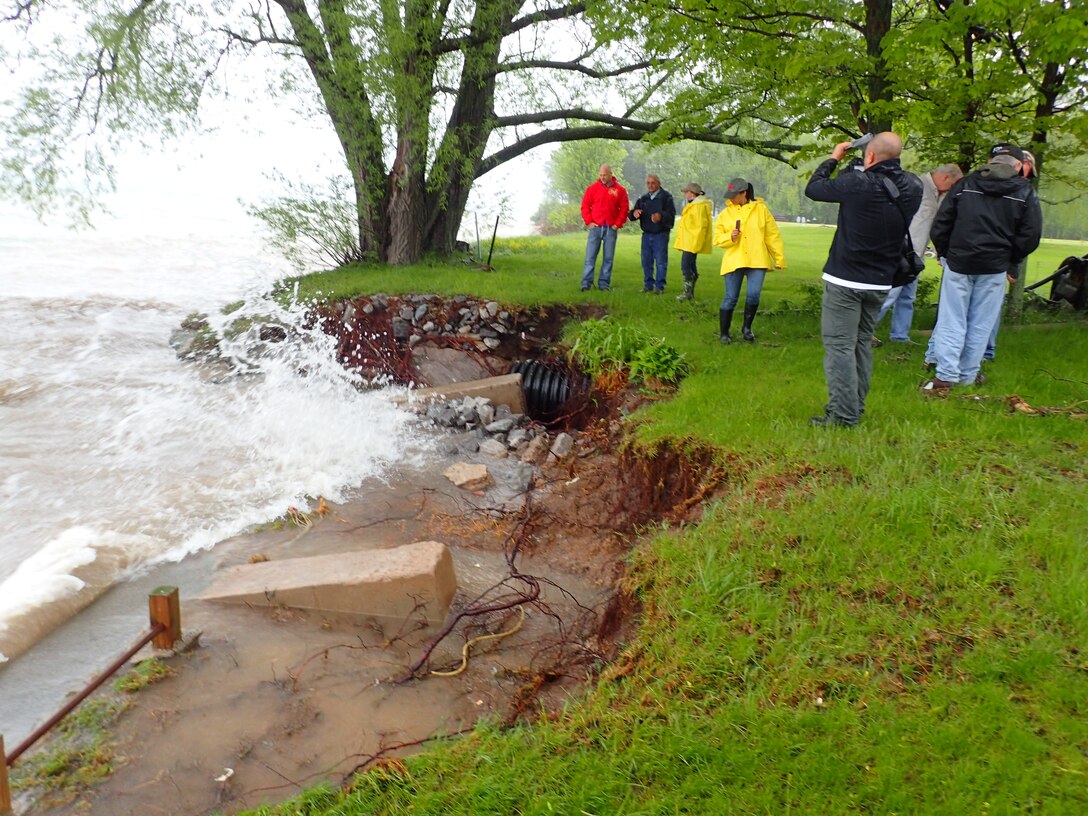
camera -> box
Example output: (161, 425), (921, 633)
(848, 132), (874, 150)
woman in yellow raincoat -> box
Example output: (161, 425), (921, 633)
(712, 177), (786, 343)
(672, 182), (713, 301)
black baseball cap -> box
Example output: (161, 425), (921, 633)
(990, 143), (1025, 162)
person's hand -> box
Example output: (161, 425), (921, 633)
(731, 228), (741, 241)
(651, 212), (661, 223)
(831, 141), (852, 161)
(1007, 273), (1016, 284)
(633, 209), (642, 219)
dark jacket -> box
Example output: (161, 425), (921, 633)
(929, 164), (1042, 278)
(805, 158), (923, 288)
(628, 189), (676, 234)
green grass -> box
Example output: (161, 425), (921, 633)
(247, 226), (1088, 815)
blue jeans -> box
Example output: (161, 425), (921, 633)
(582, 226), (618, 290)
(721, 268), (766, 310)
(984, 294), (1006, 360)
(933, 263), (1006, 384)
(641, 232), (669, 290)
(875, 278), (918, 341)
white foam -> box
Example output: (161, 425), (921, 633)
(0, 526), (100, 636)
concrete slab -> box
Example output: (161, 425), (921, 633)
(401, 373), (527, 414)
(198, 541), (457, 625)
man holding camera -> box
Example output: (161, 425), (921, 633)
(804, 132), (923, 427)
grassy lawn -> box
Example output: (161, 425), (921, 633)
(255, 225), (1088, 814)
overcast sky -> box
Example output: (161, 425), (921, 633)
(0, 21), (549, 242)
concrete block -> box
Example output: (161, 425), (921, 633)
(402, 373), (527, 415)
(199, 541), (457, 625)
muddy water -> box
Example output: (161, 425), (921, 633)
(20, 450), (613, 816)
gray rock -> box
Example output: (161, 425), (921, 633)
(169, 329), (199, 357)
(507, 428), (530, 448)
(485, 418), (516, 434)
(485, 301), (500, 318)
(399, 306), (415, 322)
(479, 438), (509, 457)
(477, 402), (495, 425)
(483, 338), (501, 350)
(422, 321), (436, 333)
(362, 302), (375, 314)
(549, 432), (574, 460)
(391, 317), (411, 340)
(520, 434), (550, 464)
(408, 334), (422, 348)
(414, 304), (428, 322)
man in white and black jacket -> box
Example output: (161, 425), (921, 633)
(924, 144), (1043, 393)
(804, 132), (923, 427)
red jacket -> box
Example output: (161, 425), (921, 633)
(581, 180), (629, 228)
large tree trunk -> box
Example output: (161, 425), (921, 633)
(385, 131), (430, 264)
(1008, 64), (1059, 320)
(863, 0), (893, 133)
(419, 0), (519, 256)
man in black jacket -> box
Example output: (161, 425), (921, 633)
(805, 132), (923, 426)
(629, 175), (676, 293)
(924, 144), (1043, 393)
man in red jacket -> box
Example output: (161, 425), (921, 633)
(580, 164), (629, 291)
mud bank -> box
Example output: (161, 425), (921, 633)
(9, 297), (726, 816)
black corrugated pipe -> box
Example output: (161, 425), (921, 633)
(511, 360), (590, 424)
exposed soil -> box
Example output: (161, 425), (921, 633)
(11, 300), (726, 816)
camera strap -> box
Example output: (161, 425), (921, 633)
(876, 175), (917, 256)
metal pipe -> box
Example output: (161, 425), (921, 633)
(5, 623), (166, 766)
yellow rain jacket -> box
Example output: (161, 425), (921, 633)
(673, 195), (714, 254)
(713, 197), (786, 275)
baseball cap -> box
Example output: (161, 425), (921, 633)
(989, 143), (1025, 162)
(681, 182), (704, 195)
(725, 178), (749, 197)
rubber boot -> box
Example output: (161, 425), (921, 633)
(719, 308), (734, 344)
(676, 279), (695, 301)
(742, 303), (758, 342)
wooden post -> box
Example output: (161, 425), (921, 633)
(148, 586), (181, 650)
(1, 734), (12, 816)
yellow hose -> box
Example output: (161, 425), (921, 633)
(431, 606), (526, 677)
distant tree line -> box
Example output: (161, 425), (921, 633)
(534, 139), (1088, 243)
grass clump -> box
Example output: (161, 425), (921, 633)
(112, 658), (175, 693)
(571, 316), (689, 384)
(9, 698), (127, 806)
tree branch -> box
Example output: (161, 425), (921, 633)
(478, 121), (803, 176)
(496, 58), (655, 78)
(436, 1), (586, 54)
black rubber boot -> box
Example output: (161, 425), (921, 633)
(742, 303), (758, 342)
(719, 308), (734, 344)
(676, 279), (695, 301)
